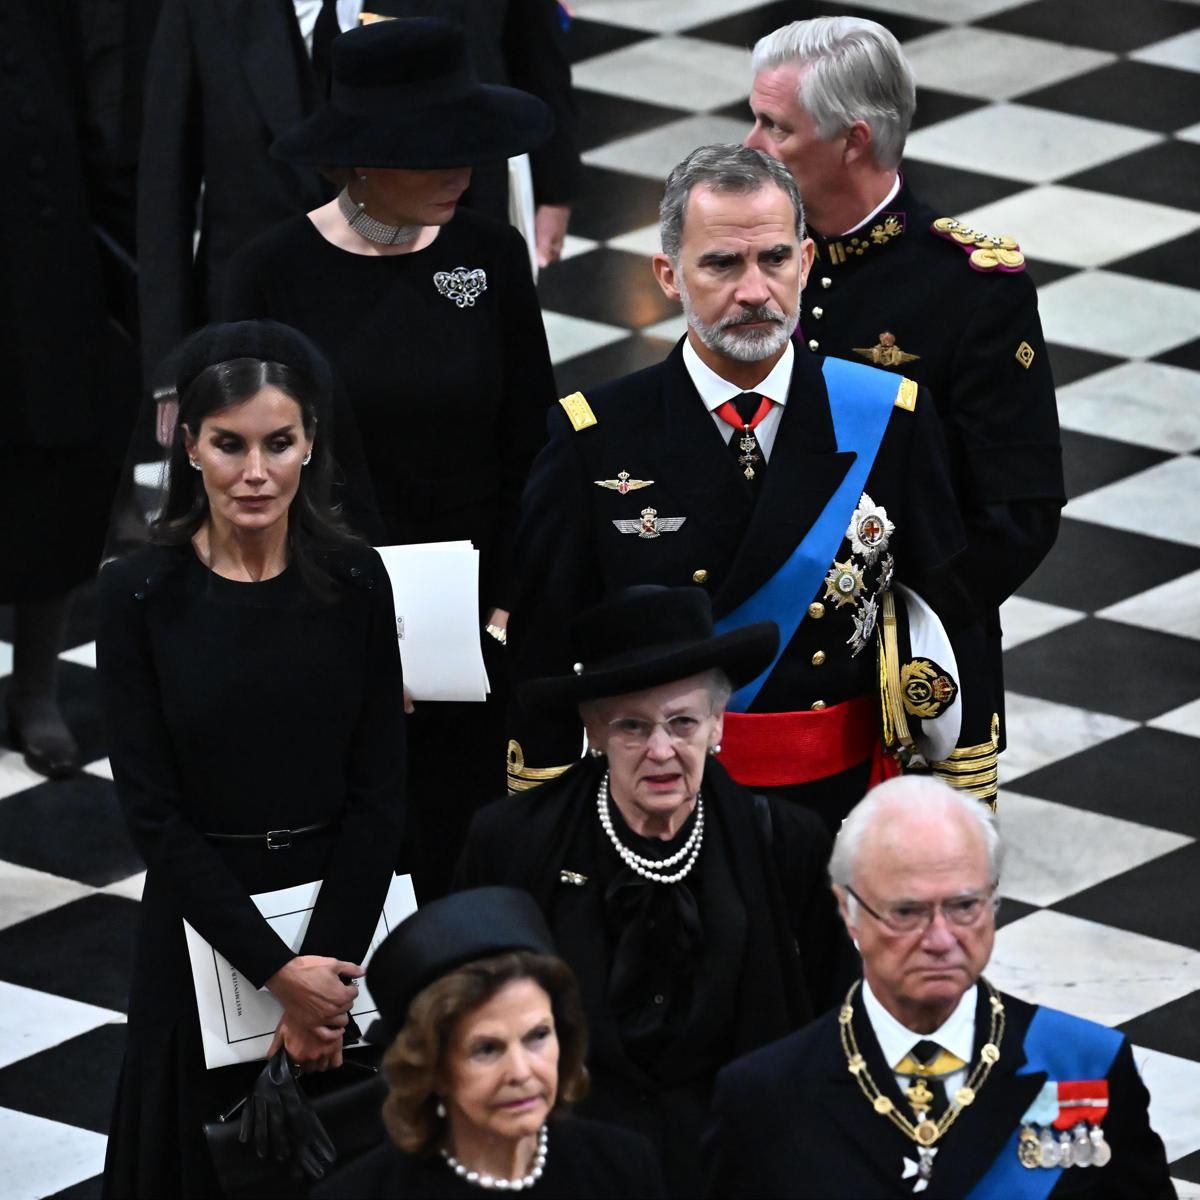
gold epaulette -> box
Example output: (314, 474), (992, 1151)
(506, 739), (573, 794)
(931, 217), (1026, 274)
(932, 741), (999, 811)
(558, 392), (597, 432)
(894, 377), (918, 412)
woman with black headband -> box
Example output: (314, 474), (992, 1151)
(97, 320), (405, 1198)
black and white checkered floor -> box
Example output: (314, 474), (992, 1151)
(1, 2), (1198, 1196)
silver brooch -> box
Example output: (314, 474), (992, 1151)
(434, 267), (487, 308)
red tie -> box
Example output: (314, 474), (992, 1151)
(715, 393), (772, 483)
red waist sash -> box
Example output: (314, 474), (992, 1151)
(718, 696), (896, 788)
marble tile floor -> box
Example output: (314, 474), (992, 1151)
(1, 0), (1198, 1195)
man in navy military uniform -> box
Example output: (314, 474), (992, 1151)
(706, 776), (1175, 1199)
(507, 144), (983, 829)
(744, 17), (1064, 805)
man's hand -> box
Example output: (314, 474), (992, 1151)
(535, 204), (571, 268)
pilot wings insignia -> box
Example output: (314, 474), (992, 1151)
(612, 507), (686, 539)
(595, 470), (653, 494)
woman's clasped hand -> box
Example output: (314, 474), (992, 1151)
(266, 955), (366, 1072)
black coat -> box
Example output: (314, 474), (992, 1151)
(507, 343), (974, 813)
(456, 756), (852, 1196)
(803, 180), (1066, 748)
(136, 0), (578, 383)
(313, 1116), (667, 1199)
(706, 987), (1175, 1200)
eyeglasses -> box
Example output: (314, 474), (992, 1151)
(845, 884), (999, 934)
(605, 712), (711, 750)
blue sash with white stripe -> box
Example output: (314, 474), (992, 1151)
(714, 357), (899, 712)
(965, 1006), (1123, 1200)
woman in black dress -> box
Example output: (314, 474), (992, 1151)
(314, 887), (668, 1199)
(98, 321), (406, 1198)
(223, 18), (558, 901)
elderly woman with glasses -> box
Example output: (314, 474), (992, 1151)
(455, 585), (852, 1197)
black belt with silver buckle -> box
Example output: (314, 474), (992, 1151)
(203, 821), (334, 850)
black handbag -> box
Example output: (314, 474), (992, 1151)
(203, 1046), (388, 1199)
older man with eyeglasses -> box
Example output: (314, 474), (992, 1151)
(706, 775), (1175, 1199)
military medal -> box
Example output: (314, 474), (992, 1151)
(847, 493), (895, 563)
(737, 431), (760, 480)
(824, 559), (865, 608)
(847, 594), (879, 657)
(1017, 1078), (1113, 1171)
(594, 470), (653, 494)
(612, 507), (686, 539)
(902, 1148), (937, 1192)
(714, 393), (773, 483)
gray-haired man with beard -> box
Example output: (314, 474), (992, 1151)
(506, 145), (972, 828)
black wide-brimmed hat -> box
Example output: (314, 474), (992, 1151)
(271, 18), (553, 169)
(366, 888), (557, 1043)
(524, 585), (779, 709)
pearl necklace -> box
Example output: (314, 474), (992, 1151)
(440, 1124), (548, 1191)
(336, 186), (422, 246)
(597, 771), (704, 884)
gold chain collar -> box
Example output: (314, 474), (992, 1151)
(838, 978), (1005, 1148)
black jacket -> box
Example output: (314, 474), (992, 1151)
(803, 180), (1066, 747)
(507, 343), (974, 790)
(455, 756), (851, 1196)
(706, 987), (1175, 1199)
(313, 1116), (666, 1199)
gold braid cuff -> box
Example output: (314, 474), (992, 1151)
(507, 739), (572, 794)
(932, 740), (999, 809)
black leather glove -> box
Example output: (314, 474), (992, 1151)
(238, 1048), (338, 1181)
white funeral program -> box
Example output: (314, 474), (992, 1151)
(184, 873), (418, 1070)
(376, 541), (491, 702)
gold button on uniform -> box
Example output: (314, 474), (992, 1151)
(692, 569), (708, 585)
(820, 277), (832, 289)
(808, 601), (825, 619)
(811, 700), (827, 711)
(811, 650), (826, 666)
(808, 339), (820, 352)
(812, 307), (824, 319)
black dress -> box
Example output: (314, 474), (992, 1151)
(97, 542), (405, 1199)
(312, 1116), (668, 1200)
(223, 208), (557, 899)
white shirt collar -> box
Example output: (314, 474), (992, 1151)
(838, 174), (902, 238)
(861, 978), (977, 1070)
(681, 336), (795, 414)
(293, 0), (363, 50)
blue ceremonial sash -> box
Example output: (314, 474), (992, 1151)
(965, 1006), (1123, 1200)
(714, 357), (899, 712)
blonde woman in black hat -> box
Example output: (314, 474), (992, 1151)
(97, 321), (405, 1198)
(314, 887), (668, 1198)
(223, 17), (558, 902)
(455, 585), (853, 1197)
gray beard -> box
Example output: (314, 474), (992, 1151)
(680, 279), (801, 364)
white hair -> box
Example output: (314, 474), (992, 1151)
(751, 17), (916, 171)
(829, 776), (1003, 909)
